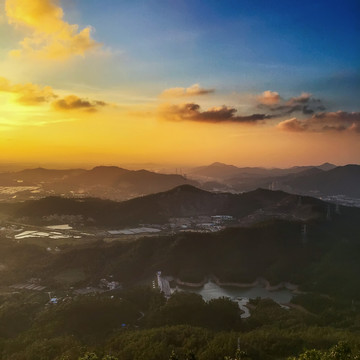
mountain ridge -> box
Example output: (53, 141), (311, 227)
(189, 162), (337, 180)
(0, 184), (342, 228)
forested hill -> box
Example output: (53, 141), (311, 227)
(1, 189), (359, 359)
(1, 215), (359, 300)
(0, 185), (337, 226)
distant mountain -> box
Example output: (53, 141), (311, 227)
(0, 166), (198, 201)
(189, 163), (360, 201)
(1, 162), (353, 203)
(190, 162), (250, 179)
(317, 162), (337, 171)
(0, 167), (85, 186)
(189, 162), (336, 181)
(1, 185), (333, 227)
(54, 166), (198, 197)
(283, 164), (360, 198)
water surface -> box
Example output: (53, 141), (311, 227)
(175, 280), (293, 318)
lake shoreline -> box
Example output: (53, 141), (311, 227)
(176, 275), (300, 293)
(175, 277), (208, 288)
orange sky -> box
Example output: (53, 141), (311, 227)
(0, 0), (359, 169)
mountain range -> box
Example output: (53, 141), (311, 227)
(0, 162), (359, 204)
(189, 162), (337, 180)
(1, 184), (355, 228)
(189, 163), (360, 199)
(0, 166), (197, 201)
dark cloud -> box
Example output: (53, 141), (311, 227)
(52, 95), (108, 112)
(160, 103), (272, 124)
(277, 111), (360, 133)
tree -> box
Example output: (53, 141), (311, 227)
(79, 353), (98, 360)
(225, 349), (251, 360)
(288, 342), (360, 360)
(288, 349), (323, 360)
(328, 342), (352, 360)
(169, 350), (179, 360)
(185, 351), (197, 360)
(102, 356), (119, 360)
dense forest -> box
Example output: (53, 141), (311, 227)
(1, 215), (359, 298)
(0, 185), (335, 227)
(0, 287), (359, 359)
(0, 201), (359, 359)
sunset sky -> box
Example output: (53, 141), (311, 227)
(0, 0), (359, 168)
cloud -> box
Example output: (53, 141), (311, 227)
(160, 103), (272, 124)
(257, 92), (325, 117)
(160, 84), (215, 98)
(287, 93), (313, 105)
(52, 95), (107, 112)
(5, 0), (101, 60)
(276, 118), (307, 132)
(0, 76), (57, 105)
(257, 90), (280, 105)
(0, 76), (108, 114)
(277, 111), (360, 133)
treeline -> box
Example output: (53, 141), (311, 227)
(58, 341), (360, 360)
(1, 286), (360, 360)
(3, 325), (359, 360)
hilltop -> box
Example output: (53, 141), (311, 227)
(0, 185), (331, 227)
(0, 166), (197, 201)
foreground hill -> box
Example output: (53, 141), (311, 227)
(0, 185), (331, 227)
(1, 185), (359, 295)
(1, 208), (359, 298)
(43, 219), (360, 298)
(1, 190), (359, 360)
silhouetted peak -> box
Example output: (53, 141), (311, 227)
(166, 184), (209, 194)
(91, 166), (127, 172)
(317, 162), (337, 171)
(209, 162), (237, 168)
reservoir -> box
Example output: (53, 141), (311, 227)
(175, 280), (294, 318)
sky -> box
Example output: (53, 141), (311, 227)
(0, 0), (359, 168)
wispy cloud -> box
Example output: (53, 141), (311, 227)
(0, 76), (57, 105)
(0, 76), (108, 115)
(5, 0), (101, 60)
(160, 84), (215, 98)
